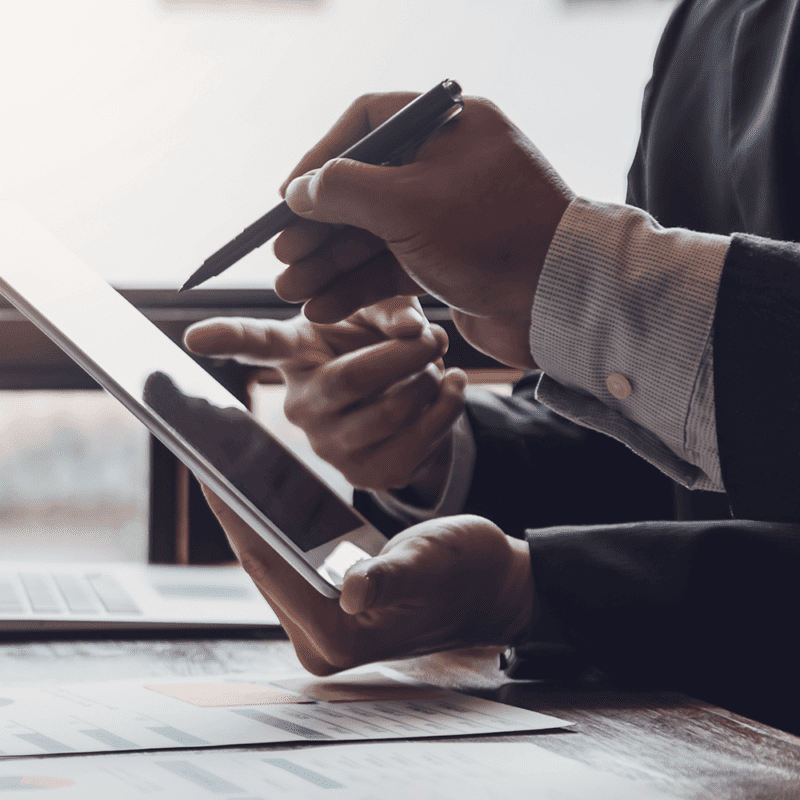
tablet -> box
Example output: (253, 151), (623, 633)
(0, 202), (387, 598)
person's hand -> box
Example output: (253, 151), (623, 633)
(204, 486), (537, 675)
(184, 297), (466, 500)
(273, 93), (575, 370)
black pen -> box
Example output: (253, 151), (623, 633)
(180, 79), (464, 292)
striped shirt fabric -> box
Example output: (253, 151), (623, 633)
(531, 197), (729, 491)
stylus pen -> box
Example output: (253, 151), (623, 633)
(180, 79), (464, 292)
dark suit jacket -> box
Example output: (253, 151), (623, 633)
(359, 0), (800, 735)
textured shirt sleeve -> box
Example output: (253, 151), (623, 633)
(367, 412), (476, 524)
(530, 197), (728, 491)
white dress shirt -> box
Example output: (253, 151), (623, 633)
(372, 197), (731, 521)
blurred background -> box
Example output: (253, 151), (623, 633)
(0, 0), (677, 561)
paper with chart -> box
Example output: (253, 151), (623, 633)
(0, 741), (675, 799)
(0, 670), (571, 756)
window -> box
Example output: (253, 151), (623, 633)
(0, 391), (149, 563)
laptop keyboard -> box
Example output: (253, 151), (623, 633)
(0, 573), (141, 616)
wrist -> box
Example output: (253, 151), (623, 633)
(498, 537), (538, 645)
(451, 310), (537, 370)
(390, 435), (453, 508)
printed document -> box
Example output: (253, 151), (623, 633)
(0, 669), (571, 756)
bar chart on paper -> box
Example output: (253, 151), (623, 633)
(0, 671), (571, 756)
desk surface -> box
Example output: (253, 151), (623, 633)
(1, 633), (797, 798)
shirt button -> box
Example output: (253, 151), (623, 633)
(606, 373), (632, 400)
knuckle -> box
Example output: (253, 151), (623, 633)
(314, 157), (348, 196)
(345, 460), (379, 491)
(375, 400), (407, 432)
(323, 365), (362, 399)
(349, 92), (377, 114)
(282, 396), (305, 426)
(300, 657), (340, 678)
(466, 95), (502, 118)
(310, 438), (340, 466)
(292, 641), (339, 677)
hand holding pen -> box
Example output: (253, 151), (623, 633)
(272, 93), (575, 371)
(185, 81), (575, 371)
(182, 80), (464, 292)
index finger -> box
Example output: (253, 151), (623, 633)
(279, 92), (420, 194)
(183, 317), (328, 367)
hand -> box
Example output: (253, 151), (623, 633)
(273, 93), (575, 370)
(184, 298), (466, 499)
(204, 485), (537, 676)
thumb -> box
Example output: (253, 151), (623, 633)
(338, 535), (439, 615)
(285, 159), (411, 240)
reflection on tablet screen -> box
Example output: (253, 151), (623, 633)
(143, 371), (363, 553)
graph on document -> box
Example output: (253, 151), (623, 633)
(0, 672), (570, 756)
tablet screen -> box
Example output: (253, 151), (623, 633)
(142, 371), (361, 552)
(0, 203), (364, 557)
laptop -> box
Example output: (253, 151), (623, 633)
(0, 561), (280, 633)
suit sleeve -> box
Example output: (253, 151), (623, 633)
(528, 517), (800, 735)
(713, 233), (800, 521)
(355, 372), (676, 540)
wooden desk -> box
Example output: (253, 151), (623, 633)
(1, 633), (797, 798)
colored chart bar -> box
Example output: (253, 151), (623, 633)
(156, 761), (244, 794)
(263, 758), (344, 789)
(15, 733), (73, 753)
(232, 709), (333, 740)
(80, 729), (138, 750)
(148, 726), (208, 747)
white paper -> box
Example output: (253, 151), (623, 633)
(0, 670), (571, 756)
(0, 741), (674, 799)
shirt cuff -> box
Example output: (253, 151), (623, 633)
(530, 197), (728, 491)
(368, 412), (476, 525)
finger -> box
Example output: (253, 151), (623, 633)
(201, 485), (336, 631)
(183, 317), (329, 367)
(284, 158), (419, 244)
(345, 368), (466, 490)
(202, 484), (385, 672)
(279, 92), (419, 193)
(277, 222), (383, 276)
(273, 216), (333, 265)
(310, 326), (448, 410)
(353, 296), (429, 340)
(274, 224), (396, 304)
(339, 526), (446, 615)
(316, 298), (430, 356)
(285, 251), (422, 324)
(327, 363), (443, 452)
